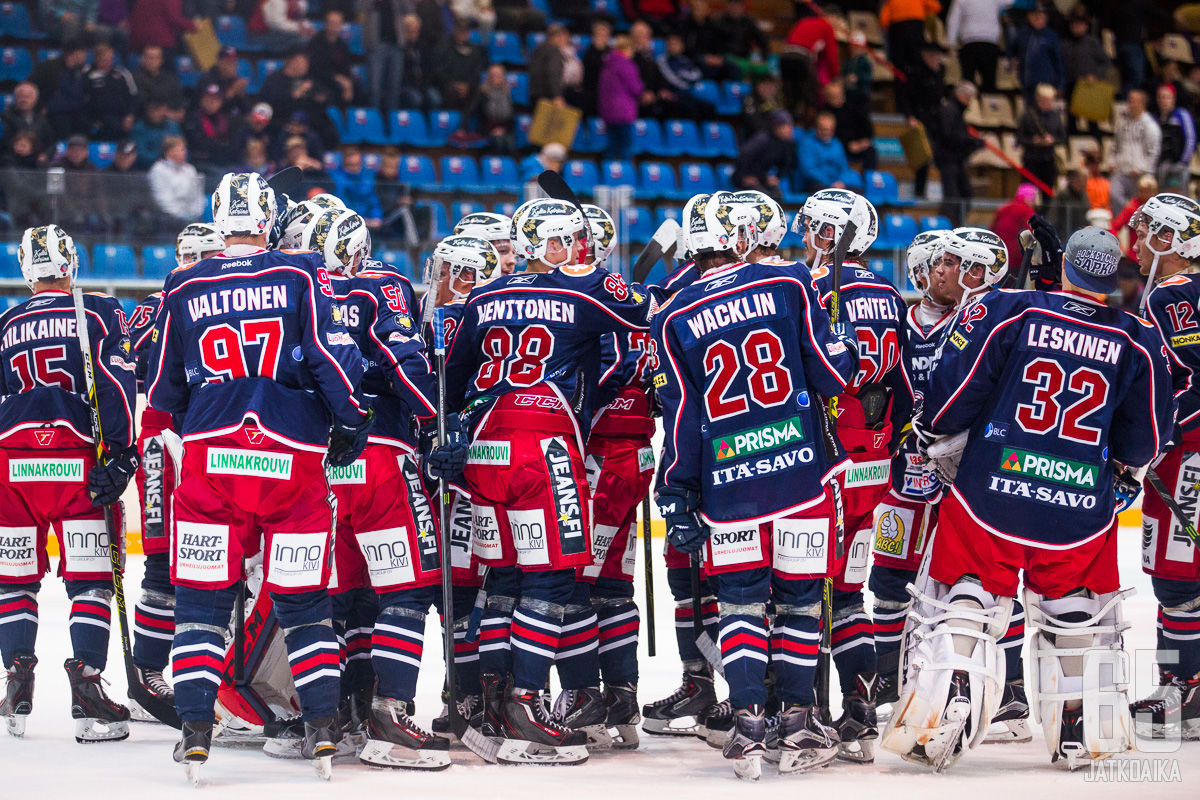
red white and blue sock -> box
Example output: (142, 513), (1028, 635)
(371, 608), (425, 702)
(133, 595), (175, 672)
(510, 599), (563, 691)
(596, 597), (640, 685)
(1161, 604), (1200, 679)
(0, 586), (38, 668)
(555, 583), (600, 690)
(770, 611), (820, 706)
(831, 591), (877, 693)
(720, 609), (770, 708)
(67, 586), (112, 670)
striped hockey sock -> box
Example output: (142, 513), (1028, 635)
(371, 609), (424, 702)
(510, 599), (563, 691)
(831, 593), (877, 693)
(674, 597), (718, 664)
(555, 604), (600, 691)
(171, 629), (226, 721)
(478, 596), (514, 677)
(133, 595), (175, 672)
(872, 598), (909, 664)
(1161, 603), (1200, 679)
(453, 615), (481, 692)
(720, 610), (770, 708)
(284, 624), (341, 718)
(596, 598), (639, 685)
(770, 612), (820, 706)
(1000, 599), (1025, 682)
(68, 590), (112, 670)
(0, 587), (38, 667)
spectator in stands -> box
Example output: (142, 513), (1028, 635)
(1, 131), (42, 170)
(630, 20), (688, 119)
(1007, 3), (1064, 103)
(621, 0), (679, 34)
(414, 0), (452, 41)
(262, 50), (317, 125)
(240, 138), (275, 178)
(282, 134), (331, 184)
(86, 43), (138, 142)
(98, 136), (155, 235)
(560, 27), (585, 108)
(436, 19), (489, 111)
(946, 0), (1008, 94)
(233, 102), (274, 163)
(307, 10), (358, 107)
(900, 41), (948, 198)
(682, 0), (737, 81)
(129, 0), (196, 54)
(881, 0), (941, 83)
(718, 0), (770, 75)
(1106, 1), (1149, 97)
(40, 0), (99, 44)
(133, 46), (185, 119)
(466, 64), (516, 153)
(520, 141), (566, 181)
(598, 35), (642, 160)
(251, 0), (317, 52)
(30, 42), (90, 140)
(580, 18), (613, 116)
(798, 110), (859, 192)
(656, 33), (717, 119)
(377, 173), (432, 244)
(184, 83), (237, 170)
(530, 23), (570, 107)
(1082, 146), (1110, 210)
(1110, 89), (1161, 213)
(53, 133), (105, 233)
(270, 110), (326, 163)
(1156, 83), (1196, 193)
(132, 100), (183, 169)
(149, 135), (205, 226)
(332, 146), (383, 226)
(205, 47), (252, 113)
(1047, 167), (1090, 233)
(103, 138), (138, 175)
(844, 31), (874, 108)
(1, 83), (55, 163)
(1111, 173), (1158, 260)
(399, 14), (441, 109)
(52, 133), (94, 172)
(363, 0), (409, 114)
(1060, 6), (1109, 134)
(991, 182), (1038, 269)
(928, 80), (981, 223)
(824, 79), (876, 173)
(452, 0), (496, 33)
(1016, 83), (1066, 192)
(733, 109), (796, 200)
(742, 75), (785, 138)
(785, 1), (839, 90)
(95, 0), (129, 51)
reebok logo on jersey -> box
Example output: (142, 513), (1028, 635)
(843, 459), (891, 488)
(998, 448), (1097, 488)
(327, 460), (366, 484)
(9, 458), (84, 482)
(206, 448), (293, 479)
(468, 441), (511, 465)
(713, 417), (804, 462)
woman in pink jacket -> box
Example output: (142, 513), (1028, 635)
(598, 36), (644, 160)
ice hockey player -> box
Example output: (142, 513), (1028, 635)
(0, 225), (138, 742)
(454, 211), (518, 275)
(126, 222), (224, 721)
(886, 227), (1174, 771)
(146, 172), (375, 782)
(443, 197), (654, 765)
(795, 189), (914, 763)
(300, 207), (467, 769)
(1131, 192), (1200, 738)
(653, 191), (860, 780)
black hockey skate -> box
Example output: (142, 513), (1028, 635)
(359, 696), (451, 770)
(1131, 672), (1200, 741)
(554, 686), (613, 748)
(480, 671), (508, 740)
(339, 684), (373, 750)
(984, 679), (1031, 743)
(1, 653), (35, 737)
(875, 650), (901, 719)
(603, 683), (640, 749)
(834, 673), (878, 763)
(64, 659), (129, 743)
(722, 705), (767, 781)
(1052, 706), (1089, 770)
(641, 666), (716, 736)
(906, 669), (973, 772)
(302, 715), (342, 780)
(778, 704), (839, 775)
(432, 692), (484, 739)
(173, 719), (213, 786)
(498, 688), (588, 765)
(699, 699), (734, 749)
(128, 666), (173, 723)
(263, 714), (305, 758)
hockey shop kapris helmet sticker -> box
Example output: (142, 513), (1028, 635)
(432, 235), (501, 301)
(942, 227), (1008, 295)
(1131, 192), (1200, 260)
(906, 229), (950, 300)
(19, 224), (79, 289)
(211, 171), (276, 238)
(176, 223), (225, 268)
(514, 199), (585, 266)
(582, 204), (617, 266)
(301, 209), (372, 276)
(731, 189), (787, 249)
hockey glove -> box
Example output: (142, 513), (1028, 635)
(1028, 214), (1063, 290)
(88, 445), (140, 507)
(328, 408), (375, 468)
(657, 488), (710, 555)
(831, 321), (861, 374)
(1113, 464), (1144, 514)
(421, 414), (468, 482)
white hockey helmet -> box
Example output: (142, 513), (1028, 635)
(301, 209), (372, 276)
(278, 200), (328, 250)
(19, 224), (78, 289)
(943, 227), (1009, 294)
(684, 191), (758, 258)
(731, 190), (787, 250)
(513, 198), (586, 265)
(582, 204), (617, 266)
(793, 188), (876, 257)
(433, 235), (501, 301)
(454, 211), (512, 242)
(847, 193), (879, 257)
(1130, 192), (1200, 261)
(211, 172), (276, 238)
(308, 192), (346, 211)
(176, 222), (225, 268)
(906, 229), (949, 299)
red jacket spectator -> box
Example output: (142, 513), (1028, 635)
(991, 183), (1038, 268)
(130, 0), (195, 52)
(787, 15), (840, 86)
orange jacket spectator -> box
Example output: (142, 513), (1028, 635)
(880, 0), (941, 28)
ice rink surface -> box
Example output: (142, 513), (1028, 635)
(3, 524), (1196, 799)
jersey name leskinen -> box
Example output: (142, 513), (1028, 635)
(1024, 321), (1123, 364)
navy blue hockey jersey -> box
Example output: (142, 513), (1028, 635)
(891, 301), (955, 500)
(920, 289), (1175, 547)
(128, 291), (161, 389)
(1144, 273), (1200, 436)
(0, 290), (137, 449)
(653, 260), (857, 525)
(145, 246), (368, 449)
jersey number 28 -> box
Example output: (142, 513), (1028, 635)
(703, 330), (793, 421)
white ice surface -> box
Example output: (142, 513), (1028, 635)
(3, 526), (1196, 799)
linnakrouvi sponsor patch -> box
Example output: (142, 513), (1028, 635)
(1171, 332), (1200, 348)
(950, 331), (969, 350)
(206, 448), (293, 479)
(468, 440), (511, 466)
(327, 459), (367, 484)
(8, 458), (84, 482)
(713, 417), (804, 462)
(842, 458), (891, 488)
(997, 447), (1097, 488)
(638, 446), (656, 473)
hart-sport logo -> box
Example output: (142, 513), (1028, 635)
(998, 447), (1098, 488)
(713, 417), (804, 462)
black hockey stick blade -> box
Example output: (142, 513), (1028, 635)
(828, 219), (858, 325)
(537, 168), (581, 208)
(632, 219), (682, 283)
(266, 165), (302, 200)
(689, 556), (724, 676)
(1146, 469), (1200, 544)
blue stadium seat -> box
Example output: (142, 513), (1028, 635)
(638, 162), (678, 199)
(864, 170), (910, 207)
(494, 200), (518, 217)
(176, 55), (200, 87)
(573, 34), (591, 51)
(236, 58), (253, 82)
(676, 163), (715, 201)
(389, 110), (428, 146)
(600, 160), (636, 187)
(622, 206), (653, 244)
(0, 48), (32, 82)
(89, 142), (116, 169)
(572, 121), (597, 154)
(363, 152), (381, 171)
(580, 117), (607, 153)
(489, 31), (523, 64)
(375, 249), (415, 279)
(699, 121), (737, 158)
(342, 107), (386, 144)
(875, 137), (904, 164)
(426, 203), (451, 239)
(475, 156), (518, 192)
(717, 163), (735, 185)
(427, 111), (462, 147)
(439, 155), (479, 190)
(867, 257), (896, 283)
(878, 214), (919, 250)
(0, 3), (41, 39)
(692, 80), (721, 110)
(525, 32), (546, 52)
(91, 245), (137, 278)
(325, 107), (345, 141)
(0, 295), (23, 309)
(399, 154), (437, 186)
(515, 114), (532, 149)
(215, 16), (248, 49)
(507, 72), (529, 107)
(661, 119), (700, 157)
(1, 93), (12, 109)
(142, 245), (175, 278)
(0, 241), (19, 277)
(631, 119), (663, 155)
(920, 215), (953, 232)
(656, 206), (683, 229)
(253, 58), (284, 92)
(563, 160), (598, 194)
(36, 48), (59, 62)
(451, 201), (484, 221)
(719, 81), (751, 115)
(322, 150), (341, 172)
(341, 23), (364, 54)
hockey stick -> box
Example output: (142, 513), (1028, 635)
(234, 574), (246, 685)
(642, 494), (655, 657)
(632, 219), (681, 284)
(72, 288), (181, 728)
(537, 169), (590, 262)
(689, 555), (724, 676)
(1145, 468), (1200, 544)
(432, 306), (500, 763)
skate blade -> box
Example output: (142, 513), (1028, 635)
(764, 746), (780, 764)
(313, 755), (333, 780)
(74, 718), (129, 743)
(983, 718), (1032, 744)
(578, 723), (614, 749)
(641, 716), (702, 736)
(262, 739), (304, 759)
(6, 714), (28, 737)
(1133, 718), (1200, 741)
(495, 739), (589, 765)
(835, 736), (877, 763)
(358, 739), (452, 771)
(184, 761), (202, 787)
(128, 698), (166, 724)
(927, 715), (970, 774)
(609, 723), (640, 750)
(703, 727), (732, 750)
(731, 753), (763, 781)
(875, 703), (894, 723)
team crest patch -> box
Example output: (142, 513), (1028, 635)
(33, 429), (56, 447)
